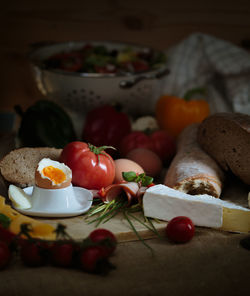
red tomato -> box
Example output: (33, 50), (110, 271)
(50, 52), (83, 72)
(165, 216), (195, 243)
(50, 241), (74, 267)
(79, 245), (106, 273)
(20, 240), (48, 267)
(0, 241), (11, 270)
(89, 228), (117, 257)
(131, 60), (149, 72)
(119, 131), (153, 157)
(150, 130), (176, 163)
(94, 65), (117, 74)
(82, 105), (131, 156)
(0, 225), (16, 246)
(60, 141), (115, 190)
(119, 130), (176, 163)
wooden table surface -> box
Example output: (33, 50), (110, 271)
(0, 2), (250, 295)
(1, 0), (250, 112)
(0, 134), (249, 296)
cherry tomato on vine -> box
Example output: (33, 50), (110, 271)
(89, 228), (117, 257)
(50, 241), (75, 267)
(0, 241), (12, 270)
(60, 141), (115, 190)
(20, 240), (48, 267)
(79, 245), (107, 273)
(0, 225), (16, 246)
(165, 216), (195, 243)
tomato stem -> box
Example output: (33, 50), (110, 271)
(19, 223), (33, 239)
(54, 223), (73, 240)
(88, 143), (116, 164)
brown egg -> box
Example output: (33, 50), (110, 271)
(114, 158), (145, 183)
(35, 158), (72, 189)
(126, 148), (163, 177)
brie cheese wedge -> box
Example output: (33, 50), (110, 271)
(143, 184), (250, 233)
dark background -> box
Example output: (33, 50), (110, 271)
(0, 0), (250, 111)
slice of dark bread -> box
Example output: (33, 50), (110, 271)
(197, 112), (250, 185)
(0, 147), (62, 187)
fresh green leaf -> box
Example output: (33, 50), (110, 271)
(142, 175), (154, 187)
(122, 171), (137, 182)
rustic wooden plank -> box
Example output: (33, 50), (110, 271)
(1, 1), (250, 110)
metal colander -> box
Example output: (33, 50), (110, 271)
(29, 41), (169, 134)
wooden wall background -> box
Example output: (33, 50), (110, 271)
(0, 0), (250, 111)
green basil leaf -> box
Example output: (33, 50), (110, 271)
(138, 173), (145, 178)
(142, 176), (154, 187)
(122, 171), (137, 182)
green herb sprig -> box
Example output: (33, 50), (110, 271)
(122, 171), (154, 186)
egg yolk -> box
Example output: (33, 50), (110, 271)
(42, 166), (66, 184)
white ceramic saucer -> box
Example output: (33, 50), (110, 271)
(13, 186), (93, 218)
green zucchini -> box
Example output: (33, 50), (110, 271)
(15, 100), (77, 148)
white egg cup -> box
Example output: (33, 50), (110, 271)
(13, 183), (93, 218)
(31, 184), (81, 212)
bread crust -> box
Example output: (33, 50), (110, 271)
(197, 112), (250, 185)
(164, 123), (224, 198)
(0, 147), (62, 187)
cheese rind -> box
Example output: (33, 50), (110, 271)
(143, 184), (223, 228)
(222, 207), (250, 233)
(143, 184), (250, 232)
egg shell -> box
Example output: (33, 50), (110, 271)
(114, 158), (145, 183)
(35, 158), (72, 189)
(35, 169), (71, 189)
(126, 148), (163, 177)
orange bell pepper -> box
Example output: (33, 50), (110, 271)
(155, 88), (210, 138)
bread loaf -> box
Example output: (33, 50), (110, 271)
(197, 112), (250, 185)
(0, 147), (62, 187)
(164, 123), (224, 198)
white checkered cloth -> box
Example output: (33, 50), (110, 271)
(160, 33), (250, 114)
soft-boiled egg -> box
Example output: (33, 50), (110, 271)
(35, 158), (72, 189)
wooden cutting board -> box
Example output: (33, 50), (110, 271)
(36, 177), (249, 242)
(39, 211), (167, 243)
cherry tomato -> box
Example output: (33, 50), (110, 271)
(48, 52), (83, 72)
(60, 141), (115, 190)
(79, 245), (106, 273)
(165, 216), (195, 243)
(150, 130), (176, 163)
(50, 241), (75, 267)
(89, 228), (117, 257)
(0, 225), (16, 246)
(0, 241), (11, 270)
(20, 240), (48, 267)
(119, 131), (153, 157)
(94, 65), (117, 74)
(131, 60), (149, 72)
(119, 130), (176, 163)
(82, 105), (131, 157)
